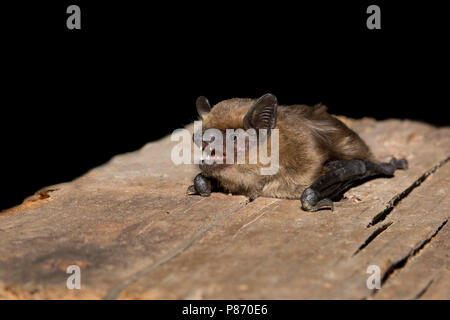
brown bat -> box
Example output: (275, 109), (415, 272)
(187, 93), (408, 211)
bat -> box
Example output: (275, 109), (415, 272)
(187, 93), (408, 211)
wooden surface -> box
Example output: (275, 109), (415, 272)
(0, 117), (449, 299)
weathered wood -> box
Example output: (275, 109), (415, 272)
(0, 118), (449, 299)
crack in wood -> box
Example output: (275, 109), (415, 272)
(412, 279), (434, 300)
(168, 200), (282, 292)
(104, 202), (246, 300)
(230, 200), (280, 242)
(211, 199), (281, 259)
(353, 222), (393, 256)
(370, 218), (449, 297)
(367, 156), (450, 228)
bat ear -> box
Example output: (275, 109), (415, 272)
(243, 93), (278, 130)
(196, 96), (211, 118)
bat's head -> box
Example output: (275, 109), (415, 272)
(193, 94), (279, 193)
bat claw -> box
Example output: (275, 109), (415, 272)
(186, 185), (198, 195)
(314, 198), (334, 212)
(301, 198), (334, 212)
(300, 188), (334, 212)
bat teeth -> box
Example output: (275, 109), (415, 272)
(200, 154), (213, 163)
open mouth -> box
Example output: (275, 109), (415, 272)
(199, 150), (229, 171)
(204, 149), (224, 162)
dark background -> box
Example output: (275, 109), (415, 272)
(1, 1), (448, 211)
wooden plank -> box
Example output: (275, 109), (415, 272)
(114, 120), (450, 299)
(0, 119), (449, 299)
(116, 162), (449, 299)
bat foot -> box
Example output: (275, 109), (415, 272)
(186, 174), (212, 197)
(300, 187), (334, 212)
(186, 184), (211, 197)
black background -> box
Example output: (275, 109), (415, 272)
(1, 1), (448, 211)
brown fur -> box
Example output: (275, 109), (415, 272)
(199, 98), (372, 199)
